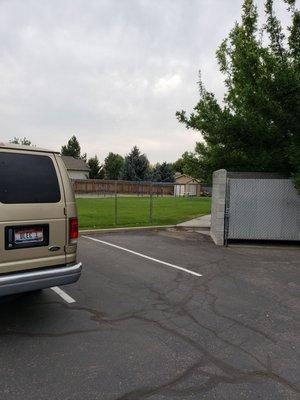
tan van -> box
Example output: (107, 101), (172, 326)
(0, 143), (82, 296)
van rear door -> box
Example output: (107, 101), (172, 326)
(0, 149), (67, 274)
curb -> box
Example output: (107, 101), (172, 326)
(79, 225), (175, 235)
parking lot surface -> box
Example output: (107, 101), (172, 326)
(0, 230), (299, 400)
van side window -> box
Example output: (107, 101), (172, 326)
(0, 153), (61, 204)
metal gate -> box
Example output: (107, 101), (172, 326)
(226, 178), (300, 241)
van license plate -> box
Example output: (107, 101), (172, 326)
(5, 224), (49, 250)
(14, 228), (44, 244)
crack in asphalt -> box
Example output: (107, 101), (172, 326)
(114, 369), (300, 400)
(0, 244), (298, 399)
(0, 283), (298, 398)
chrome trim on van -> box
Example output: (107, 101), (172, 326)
(0, 263), (82, 297)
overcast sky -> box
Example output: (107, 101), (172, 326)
(0, 0), (294, 162)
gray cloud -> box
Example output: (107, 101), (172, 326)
(0, 0), (293, 162)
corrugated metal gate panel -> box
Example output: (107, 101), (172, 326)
(228, 179), (300, 240)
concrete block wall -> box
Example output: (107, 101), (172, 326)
(210, 169), (227, 245)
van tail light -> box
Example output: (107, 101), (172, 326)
(69, 217), (78, 244)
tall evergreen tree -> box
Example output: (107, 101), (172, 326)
(104, 152), (124, 180)
(61, 135), (82, 159)
(151, 162), (175, 182)
(87, 155), (104, 179)
(176, 0), (300, 189)
(121, 146), (150, 181)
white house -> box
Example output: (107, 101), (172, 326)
(61, 156), (89, 180)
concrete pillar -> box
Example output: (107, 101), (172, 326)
(210, 169), (227, 245)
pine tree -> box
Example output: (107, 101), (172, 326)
(121, 146), (150, 181)
(104, 153), (124, 180)
(87, 155), (104, 179)
(61, 136), (82, 159)
(151, 162), (175, 182)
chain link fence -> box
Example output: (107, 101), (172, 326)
(211, 170), (300, 245)
(73, 179), (210, 229)
(226, 176), (300, 241)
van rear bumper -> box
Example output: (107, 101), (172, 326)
(0, 263), (82, 297)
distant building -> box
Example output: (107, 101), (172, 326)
(174, 174), (201, 197)
(61, 156), (89, 180)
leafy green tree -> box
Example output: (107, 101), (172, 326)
(10, 137), (33, 146)
(121, 146), (150, 181)
(181, 151), (203, 180)
(104, 152), (124, 180)
(151, 162), (175, 182)
(176, 0), (300, 188)
(61, 135), (82, 159)
(172, 157), (185, 174)
(172, 151), (204, 179)
(87, 155), (104, 179)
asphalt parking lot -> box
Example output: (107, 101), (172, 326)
(0, 229), (299, 400)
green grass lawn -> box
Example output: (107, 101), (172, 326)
(77, 196), (211, 230)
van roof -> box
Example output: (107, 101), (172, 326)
(0, 142), (60, 154)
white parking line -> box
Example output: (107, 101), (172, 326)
(51, 286), (76, 303)
(82, 235), (202, 277)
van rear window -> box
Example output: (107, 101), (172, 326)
(0, 152), (61, 204)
